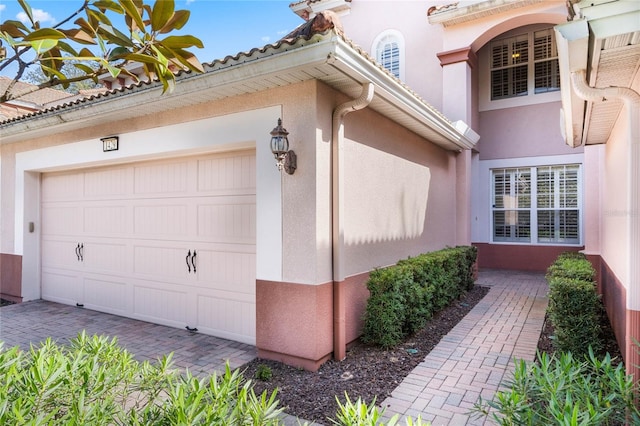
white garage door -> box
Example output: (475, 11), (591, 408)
(41, 151), (257, 344)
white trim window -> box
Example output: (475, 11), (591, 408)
(492, 164), (580, 244)
(490, 28), (560, 100)
(372, 30), (405, 80)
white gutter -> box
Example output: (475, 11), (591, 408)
(332, 82), (374, 361)
(571, 70), (640, 314)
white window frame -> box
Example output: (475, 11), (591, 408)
(479, 25), (561, 111)
(371, 29), (405, 81)
(490, 163), (583, 245)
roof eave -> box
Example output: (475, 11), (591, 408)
(1, 33), (478, 151)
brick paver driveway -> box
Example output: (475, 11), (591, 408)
(0, 300), (256, 377)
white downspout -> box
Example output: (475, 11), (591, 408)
(332, 82), (374, 361)
(571, 70), (640, 367)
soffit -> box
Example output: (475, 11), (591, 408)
(583, 32), (640, 144)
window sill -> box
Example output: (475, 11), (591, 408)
(479, 91), (561, 112)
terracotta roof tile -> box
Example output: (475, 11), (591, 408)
(0, 12), (448, 127)
(427, 2), (459, 16)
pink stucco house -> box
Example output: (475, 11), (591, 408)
(1, 0), (638, 379)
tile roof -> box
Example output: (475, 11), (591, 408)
(0, 76), (72, 105)
(0, 13), (449, 131)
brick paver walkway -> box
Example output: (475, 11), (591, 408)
(380, 269), (548, 425)
(0, 300), (256, 377)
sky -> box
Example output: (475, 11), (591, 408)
(0, 0), (305, 77)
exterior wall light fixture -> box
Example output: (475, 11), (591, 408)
(101, 136), (119, 152)
(270, 118), (296, 174)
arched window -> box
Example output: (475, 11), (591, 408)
(372, 30), (405, 80)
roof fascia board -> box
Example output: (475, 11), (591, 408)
(327, 37), (477, 150)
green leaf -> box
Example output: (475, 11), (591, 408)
(40, 64), (66, 81)
(158, 35), (203, 49)
(29, 39), (58, 54)
(73, 63), (97, 75)
(92, 0), (125, 14)
(119, 0), (146, 32)
(56, 40), (80, 56)
(121, 52), (161, 65)
(17, 0), (34, 25)
(22, 28), (66, 41)
(151, 0), (174, 32)
(159, 9), (189, 33)
(86, 8), (113, 27)
(107, 46), (130, 61)
(97, 23), (134, 47)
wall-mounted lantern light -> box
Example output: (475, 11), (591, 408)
(270, 118), (296, 175)
(101, 136), (119, 152)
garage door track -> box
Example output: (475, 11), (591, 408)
(0, 300), (256, 377)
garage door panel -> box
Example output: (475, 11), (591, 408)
(133, 282), (188, 326)
(134, 203), (189, 237)
(133, 245), (190, 280)
(83, 241), (128, 274)
(84, 167), (131, 198)
(196, 293), (255, 344)
(42, 271), (81, 305)
(42, 206), (82, 236)
(84, 205), (129, 236)
(196, 250), (255, 294)
(134, 161), (190, 196)
(197, 154), (256, 193)
(42, 239), (82, 269)
(197, 199), (256, 243)
(83, 276), (128, 316)
(41, 173), (84, 202)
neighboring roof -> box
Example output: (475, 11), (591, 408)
(0, 20), (478, 151)
(0, 76), (71, 105)
(0, 77), (75, 120)
(428, 0), (546, 26)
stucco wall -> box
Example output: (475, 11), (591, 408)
(339, 1), (445, 111)
(341, 108), (456, 276)
(601, 102), (632, 289)
(477, 102), (582, 160)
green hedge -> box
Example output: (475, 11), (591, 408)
(546, 252), (602, 356)
(362, 246), (477, 348)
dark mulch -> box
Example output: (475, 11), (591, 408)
(0, 299), (14, 307)
(241, 285), (489, 423)
(242, 285), (623, 424)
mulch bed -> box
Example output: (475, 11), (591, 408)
(241, 285), (489, 423)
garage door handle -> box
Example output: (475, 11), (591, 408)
(191, 250), (197, 273)
(79, 243), (84, 262)
(75, 244), (80, 261)
(186, 250), (191, 273)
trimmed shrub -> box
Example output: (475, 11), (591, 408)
(546, 252), (602, 356)
(545, 251), (595, 282)
(362, 246), (477, 348)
